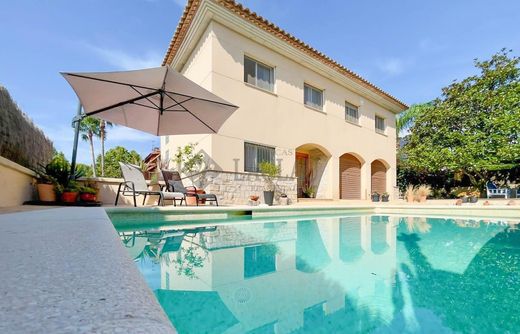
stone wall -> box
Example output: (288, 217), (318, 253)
(83, 170), (297, 206)
(201, 222), (297, 250)
(188, 170), (297, 205)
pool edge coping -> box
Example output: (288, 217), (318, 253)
(0, 207), (177, 334)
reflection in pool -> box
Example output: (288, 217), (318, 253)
(116, 215), (520, 334)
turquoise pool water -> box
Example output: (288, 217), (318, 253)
(113, 214), (520, 333)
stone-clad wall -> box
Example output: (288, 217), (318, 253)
(202, 222), (297, 250)
(189, 170), (297, 205)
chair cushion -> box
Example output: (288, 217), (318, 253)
(161, 192), (185, 200)
(196, 193), (217, 200)
(168, 180), (188, 194)
(486, 182), (497, 190)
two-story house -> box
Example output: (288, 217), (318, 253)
(161, 0), (407, 203)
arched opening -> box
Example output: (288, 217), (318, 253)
(339, 153), (363, 199)
(295, 144), (331, 198)
(371, 216), (390, 254)
(371, 160), (388, 195)
(339, 217), (364, 263)
(296, 220), (331, 273)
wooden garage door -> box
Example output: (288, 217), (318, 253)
(339, 154), (361, 199)
(371, 160), (387, 194)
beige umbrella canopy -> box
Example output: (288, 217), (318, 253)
(62, 66), (238, 135)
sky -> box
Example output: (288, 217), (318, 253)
(1, 0), (519, 164)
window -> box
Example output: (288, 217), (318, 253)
(244, 245), (276, 278)
(304, 84), (323, 110)
(244, 56), (275, 92)
(165, 135), (169, 144)
(244, 142), (275, 173)
(345, 102), (359, 124)
(375, 115), (386, 134)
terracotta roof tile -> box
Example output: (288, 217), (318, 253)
(162, 0), (407, 110)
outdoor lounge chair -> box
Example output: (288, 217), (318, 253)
(115, 162), (185, 207)
(161, 169), (219, 206)
(486, 181), (509, 199)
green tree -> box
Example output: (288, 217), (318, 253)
(97, 146), (141, 178)
(402, 49), (520, 188)
(173, 143), (205, 175)
(79, 116), (101, 177)
(396, 102), (433, 135)
(76, 163), (93, 177)
(99, 120), (113, 177)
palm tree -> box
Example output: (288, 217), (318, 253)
(396, 102), (433, 135)
(99, 120), (113, 177)
(79, 116), (101, 177)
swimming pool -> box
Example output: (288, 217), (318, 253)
(113, 213), (519, 333)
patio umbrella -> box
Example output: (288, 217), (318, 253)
(61, 66), (238, 173)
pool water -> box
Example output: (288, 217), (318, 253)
(114, 214), (520, 333)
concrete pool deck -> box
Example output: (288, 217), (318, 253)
(0, 207), (175, 334)
(0, 202), (519, 333)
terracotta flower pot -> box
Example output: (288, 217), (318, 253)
(196, 189), (206, 205)
(406, 195), (414, 203)
(419, 195), (427, 203)
(61, 192), (78, 203)
(80, 193), (97, 202)
(37, 183), (56, 202)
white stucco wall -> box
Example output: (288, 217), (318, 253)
(162, 16), (402, 200)
(0, 156), (36, 207)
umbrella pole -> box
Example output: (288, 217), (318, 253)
(70, 102), (83, 179)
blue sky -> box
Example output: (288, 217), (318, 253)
(1, 0), (519, 164)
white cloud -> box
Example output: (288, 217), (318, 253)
(419, 38), (445, 53)
(376, 58), (405, 76)
(82, 43), (162, 70)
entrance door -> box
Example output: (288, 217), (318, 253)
(339, 154), (361, 199)
(296, 153), (308, 197)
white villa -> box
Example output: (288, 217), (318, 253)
(161, 0), (407, 203)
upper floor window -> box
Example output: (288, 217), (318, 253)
(244, 142), (275, 173)
(244, 56), (274, 92)
(304, 84), (323, 110)
(164, 135), (169, 144)
(375, 115), (386, 134)
(345, 102), (359, 124)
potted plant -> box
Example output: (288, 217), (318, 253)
(79, 185), (98, 202)
(405, 185), (416, 203)
(279, 193), (289, 206)
(457, 191), (468, 203)
(33, 153), (73, 202)
(302, 184), (316, 198)
(61, 181), (80, 203)
(34, 170), (56, 202)
(371, 192), (380, 202)
(259, 161), (281, 206)
(381, 192), (390, 202)
(469, 189), (480, 203)
(417, 185), (431, 203)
